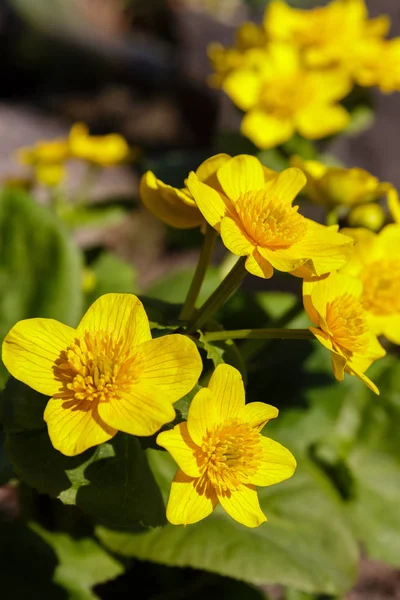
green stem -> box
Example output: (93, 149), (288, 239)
(186, 256), (247, 332)
(203, 328), (313, 343)
(326, 207), (339, 226)
(179, 225), (217, 321)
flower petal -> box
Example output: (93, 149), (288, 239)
(220, 216), (254, 256)
(241, 110), (294, 149)
(207, 363), (246, 422)
(140, 171), (202, 229)
(245, 250), (274, 279)
(98, 384), (176, 436)
(187, 387), (219, 445)
(77, 293), (152, 347)
(263, 167), (307, 204)
(383, 314), (400, 345)
(195, 153), (231, 187)
(249, 436), (296, 487)
(217, 155), (265, 202)
(166, 470), (217, 525)
(2, 319), (76, 396)
(44, 398), (116, 456)
(296, 105), (349, 140)
(331, 351), (347, 382)
(156, 422), (201, 478)
(222, 70), (263, 111)
(258, 246), (308, 273)
(217, 484), (267, 527)
(243, 402), (278, 431)
(186, 171), (232, 230)
(134, 334), (202, 402)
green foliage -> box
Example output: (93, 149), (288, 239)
(0, 188), (83, 389)
(146, 266), (222, 306)
(1, 378), (166, 529)
(59, 204), (126, 231)
(84, 252), (138, 309)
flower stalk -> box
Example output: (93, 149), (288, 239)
(179, 225), (218, 322)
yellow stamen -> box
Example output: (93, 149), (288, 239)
(325, 293), (369, 356)
(361, 259), (400, 315)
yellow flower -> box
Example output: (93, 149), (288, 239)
(2, 294), (202, 456)
(140, 153), (230, 229)
(303, 271), (385, 394)
(35, 164), (66, 187)
(353, 37), (400, 93)
(69, 123), (131, 166)
(157, 363), (296, 528)
(291, 157), (393, 208)
(18, 139), (69, 187)
(340, 225), (400, 344)
(187, 154), (354, 279)
(347, 203), (385, 232)
(222, 44), (351, 149)
(264, 0), (389, 72)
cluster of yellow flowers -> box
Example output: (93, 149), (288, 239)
(18, 123), (133, 187)
(208, 0), (400, 148)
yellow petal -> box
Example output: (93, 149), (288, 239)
(241, 110), (294, 149)
(220, 217), (254, 256)
(388, 187), (400, 223)
(2, 318), (76, 396)
(166, 470), (217, 525)
(331, 351), (347, 382)
(245, 250), (274, 279)
(383, 314), (400, 345)
(302, 275), (328, 326)
(296, 105), (349, 140)
(77, 293), (152, 347)
(217, 155), (265, 202)
(156, 422), (201, 478)
(186, 171), (232, 230)
(140, 171), (202, 229)
(98, 384), (176, 437)
(258, 246), (308, 273)
(346, 364), (379, 395)
(222, 70), (262, 111)
(187, 388), (219, 446)
(310, 272), (362, 322)
(195, 153), (231, 187)
(263, 167), (306, 204)
(242, 402), (278, 431)
(134, 334), (202, 402)
(249, 436), (296, 487)
(217, 485), (267, 528)
(309, 326), (335, 353)
(207, 363), (246, 421)
(44, 398), (116, 456)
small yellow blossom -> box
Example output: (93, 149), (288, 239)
(18, 139), (69, 187)
(264, 0), (389, 73)
(347, 203), (385, 232)
(187, 154), (353, 279)
(222, 44), (351, 149)
(303, 271), (385, 394)
(291, 157), (393, 209)
(2, 293), (202, 456)
(340, 225), (400, 344)
(140, 153), (230, 229)
(157, 363), (296, 528)
(69, 123), (131, 167)
(353, 37), (400, 93)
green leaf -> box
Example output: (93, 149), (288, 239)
(34, 525), (124, 600)
(2, 379), (166, 529)
(97, 451), (358, 595)
(85, 252), (138, 308)
(59, 204), (126, 230)
(0, 188), (83, 388)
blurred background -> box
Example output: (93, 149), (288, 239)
(1, 1), (400, 598)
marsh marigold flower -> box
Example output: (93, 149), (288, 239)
(140, 153), (230, 229)
(340, 225), (400, 344)
(157, 363), (296, 528)
(2, 294), (202, 456)
(303, 271), (385, 394)
(18, 138), (69, 187)
(291, 157), (394, 208)
(187, 154), (353, 279)
(222, 44), (351, 149)
(69, 123), (131, 167)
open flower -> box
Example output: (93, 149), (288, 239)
(2, 293), (202, 456)
(291, 156), (393, 208)
(303, 271), (385, 394)
(340, 225), (400, 344)
(157, 363), (296, 528)
(69, 123), (132, 166)
(18, 139), (70, 187)
(140, 154), (230, 229)
(222, 44), (351, 148)
(187, 154), (353, 279)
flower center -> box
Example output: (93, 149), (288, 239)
(234, 190), (307, 249)
(325, 293), (369, 356)
(361, 259), (400, 316)
(197, 419), (262, 492)
(53, 331), (136, 404)
(260, 76), (309, 118)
